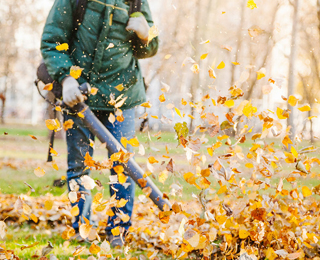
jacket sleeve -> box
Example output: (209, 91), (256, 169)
(132, 0), (159, 59)
(40, 0), (76, 83)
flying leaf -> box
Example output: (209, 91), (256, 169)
(256, 68), (266, 80)
(302, 186), (312, 197)
(288, 95), (298, 106)
(56, 43), (69, 51)
(71, 205), (80, 216)
(217, 61), (225, 69)
(159, 94), (166, 102)
(141, 101), (152, 108)
(115, 84), (124, 92)
(247, 0), (257, 9)
(43, 83), (53, 91)
(63, 119), (74, 131)
(70, 66), (83, 79)
(175, 107), (183, 118)
(91, 87), (98, 95)
(224, 100), (234, 108)
(200, 53), (208, 60)
(298, 105), (311, 112)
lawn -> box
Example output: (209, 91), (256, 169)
(1, 123), (320, 259)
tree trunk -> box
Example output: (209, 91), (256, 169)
(189, 0), (202, 131)
(287, 0), (300, 145)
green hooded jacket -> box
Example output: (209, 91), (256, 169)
(41, 0), (158, 111)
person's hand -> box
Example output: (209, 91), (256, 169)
(62, 76), (84, 107)
(126, 16), (150, 43)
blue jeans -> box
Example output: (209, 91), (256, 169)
(64, 108), (135, 235)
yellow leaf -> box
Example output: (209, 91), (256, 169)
(77, 112), (85, 118)
(56, 43), (69, 51)
(247, 0), (257, 9)
(55, 106), (62, 112)
(224, 100), (234, 108)
(245, 163), (254, 168)
(121, 137), (127, 148)
(239, 225), (250, 239)
(242, 101), (257, 118)
(141, 101), (152, 108)
(298, 104), (311, 112)
(34, 167), (45, 177)
(91, 87), (98, 95)
(115, 84), (124, 92)
(70, 65), (83, 79)
(118, 172), (127, 184)
(288, 95), (298, 106)
(159, 170), (168, 184)
(217, 61), (225, 69)
(276, 107), (288, 120)
(22, 202), (32, 215)
(232, 62), (240, 65)
(207, 147), (213, 157)
(52, 161), (59, 171)
(63, 119), (74, 131)
(148, 156), (159, 164)
(45, 200), (53, 210)
(127, 137), (139, 147)
(151, 115), (158, 119)
(71, 205), (80, 216)
(291, 146), (298, 158)
(45, 119), (61, 131)
(164, 54), (171, 59)
(89, 243), (101, 254)
(256, 68), (266, 80)
(282, 135), (293, 149)
(117, 198), (128, 208)
(265, 247), (277, 260)
(159, 94), (166, 102)
(200, 53), (208, 60)
(30, 214), (38, 223)
(302, 186), (312, 197)
(217, 185), (228, 195)
(113, 165), (124, 174)
(175, 107), (183, 118)
(43, 83), (53, 91)
(111, 226), (120, 236)
(119, 212), (130, 223)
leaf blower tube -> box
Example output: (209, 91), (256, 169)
(68, 84), (172, 211)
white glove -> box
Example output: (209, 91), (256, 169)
(62, 76), (84, 107)
(126, 16), (150, 43)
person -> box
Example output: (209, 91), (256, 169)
(40, 0), (158, 247)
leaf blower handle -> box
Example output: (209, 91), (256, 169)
(56, 82), (91, 108)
